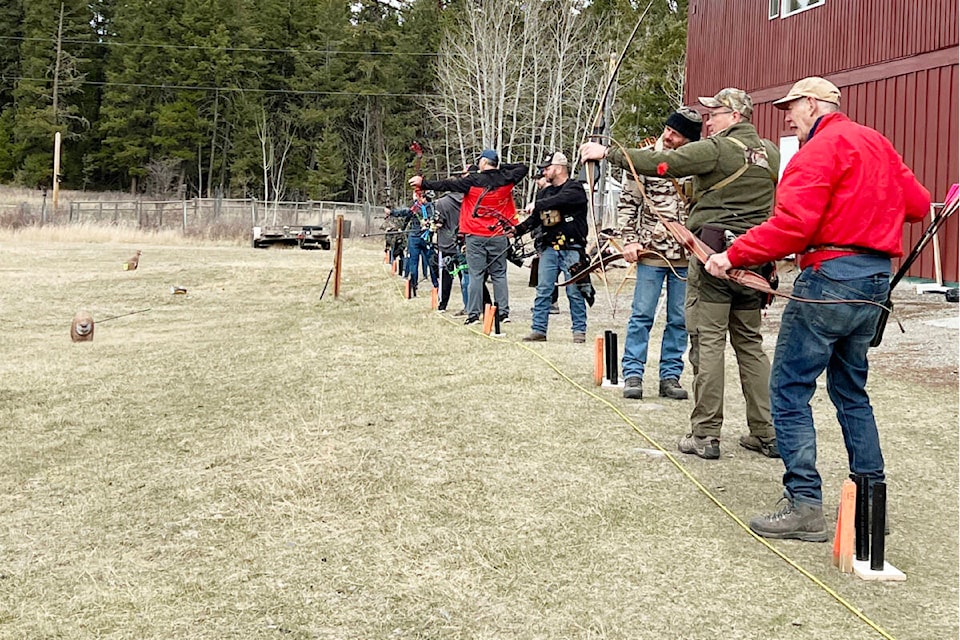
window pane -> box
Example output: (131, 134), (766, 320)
(769, 0), (779, 18)
(783, 0), (824, 16)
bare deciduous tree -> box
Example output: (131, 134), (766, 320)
(144, 157), (183, 198)
(429, 0), (608, 193)
(254, 107), (297, 222)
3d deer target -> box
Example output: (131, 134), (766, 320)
(70, 311), (95, 342)
(123, 250), (141, 271)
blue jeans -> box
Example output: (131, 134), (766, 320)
(532, 247), (586, 334)
(622, 263), (687, 381)
(771, 267), (890, 506)
(406, 235), (438, 289)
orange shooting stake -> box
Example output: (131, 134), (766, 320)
(833, 478), (856, 572)
(594, 336), (604, 386)
(482, 304), (496, 335)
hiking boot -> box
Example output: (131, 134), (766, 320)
(623, 376), (643, 400)
(522, 331), (547, 342)
(678, 434), (720, 460)
(658, 378), (688, 400)
(739, 434), (780, 458)
(749, 498), (828, 542)
(573, 332), (586, 344)
(464, 315), (480, 326)
(549, 303), (560, 314)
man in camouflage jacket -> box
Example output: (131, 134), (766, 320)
(616, 107), (702, 402)
(581, 88), (780, 461)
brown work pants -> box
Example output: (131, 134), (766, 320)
(685, 261), (774, 439)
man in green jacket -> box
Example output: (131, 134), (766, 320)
(580, 88), (780, 461)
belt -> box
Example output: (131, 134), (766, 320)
(804, 244), (889, 258)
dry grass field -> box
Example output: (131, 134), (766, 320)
(0, 228), (956, 640)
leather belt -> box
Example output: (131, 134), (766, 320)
(805, 244), (889, 258)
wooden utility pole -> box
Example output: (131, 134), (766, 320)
(53, 132), (62, 209)
(52, 3), (65, 210)
(52, 3), (64, 125)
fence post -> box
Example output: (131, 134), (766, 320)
(363, 202), (372, 235)
(182, 198), (188, 232)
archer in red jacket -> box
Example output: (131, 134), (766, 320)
(411, 149), (528, 324)
(705, 77), (931, 542)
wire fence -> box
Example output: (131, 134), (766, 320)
(63, 198), (377, 237)
(0, 193), (622, 244)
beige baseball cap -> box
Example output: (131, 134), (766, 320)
(537, 151), (569, 169)
(698, 88), (753, 119)
(773, 77), (841, 109)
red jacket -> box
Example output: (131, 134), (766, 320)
(727, 112), (930, 270)
(422, 163), (528, 237)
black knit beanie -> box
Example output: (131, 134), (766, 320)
(665, 109), (703, 142)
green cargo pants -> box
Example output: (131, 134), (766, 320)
(685, 261), (774, 439)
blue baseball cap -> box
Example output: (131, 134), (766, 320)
(477, 149), (499, 165)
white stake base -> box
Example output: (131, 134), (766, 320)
(853, 559), (906, 582)
(916, 283), (948, 294)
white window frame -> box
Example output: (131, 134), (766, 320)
(769, 0), (780, 19)
(780, 0), (825, 19)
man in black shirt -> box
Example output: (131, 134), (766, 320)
(513, 152), (591, 343)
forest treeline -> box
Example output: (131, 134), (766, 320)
(0, 0), (686, 205)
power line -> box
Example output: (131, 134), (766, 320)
(0, 35), (440, 58)
(9, 76), (441, 98)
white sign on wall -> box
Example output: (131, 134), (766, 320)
(778, 135), (799, 181)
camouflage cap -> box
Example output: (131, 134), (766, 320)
(698, 88), (753, 119)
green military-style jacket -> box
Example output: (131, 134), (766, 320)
(607, 122), (779, 235)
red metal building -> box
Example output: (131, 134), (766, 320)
(685, 0), (958, 283)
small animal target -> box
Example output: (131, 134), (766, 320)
(123, 250), (141, 271)
(71, 311), (95, 342)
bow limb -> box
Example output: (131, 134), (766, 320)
(556, 252), (624, 287)
(409, 141), (424, 201)
(582, 1), (656, 316)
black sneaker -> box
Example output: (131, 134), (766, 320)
(499, 314), (510, 323)
(464, 315), (480, 326)
(623, 376), (642, 400)
(549, 303), (560, 315)
(659, 378), (688, 400)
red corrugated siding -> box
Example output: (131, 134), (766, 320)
(687, 0), (959, 283)
(687, 0), (958, 93)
